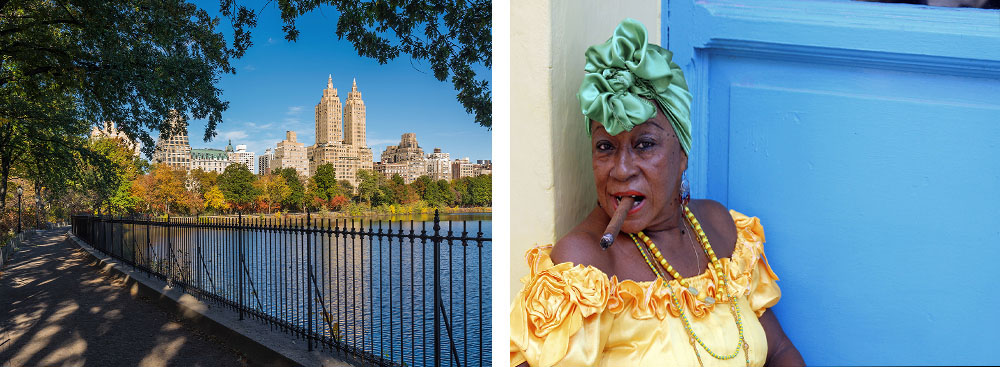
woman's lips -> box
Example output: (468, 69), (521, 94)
(611, 192), (646, 216)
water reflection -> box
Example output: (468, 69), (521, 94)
(109, 213), (492, 366)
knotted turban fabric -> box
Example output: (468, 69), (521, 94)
(577, 18), (693, 155)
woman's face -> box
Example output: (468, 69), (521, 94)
(591, 112), (686, 234)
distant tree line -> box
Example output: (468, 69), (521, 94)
(77, 138), (491, 217)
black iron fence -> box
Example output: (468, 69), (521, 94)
(71, 211), (491, 367)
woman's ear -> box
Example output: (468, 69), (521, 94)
(680, 152), (688, 174)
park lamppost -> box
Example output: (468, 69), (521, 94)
(16, 186), (23, 233)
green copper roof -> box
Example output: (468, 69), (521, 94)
(191, 148), (227, 160)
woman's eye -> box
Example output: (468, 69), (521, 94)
(635, 140), (656, 150)
(596, 142), (613, 151)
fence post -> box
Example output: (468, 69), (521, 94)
(109, 215), (114, 257)
(96, 208), (100, 250)
(239, 211), (244, 321)
(131, 216), (137, 266)
(196, 214), (201, 291)
(166, 214), (172, 285)
(307, 210), (313, 351)
(98, 208), (104, 252)
(433, 209), (441, 367)
(146, 216), (151, 273)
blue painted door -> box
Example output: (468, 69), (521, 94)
(666, 0), (1000, 365)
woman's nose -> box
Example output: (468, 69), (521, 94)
(610, 148), (637, 182)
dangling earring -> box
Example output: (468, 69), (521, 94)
(679, 171), (690, 206)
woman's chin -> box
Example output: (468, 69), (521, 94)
(620, 220), (648, 235)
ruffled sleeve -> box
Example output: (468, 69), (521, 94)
(510, 246), (619, 367)
(727, 210), (782, 317)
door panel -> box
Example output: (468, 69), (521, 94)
(667, 0), (1000, 364)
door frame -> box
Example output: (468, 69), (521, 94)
(665, 0), (1000, 201)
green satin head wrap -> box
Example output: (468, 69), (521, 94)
(577, 18), (693, 155)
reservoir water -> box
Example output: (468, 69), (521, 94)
(104, 212), (491, 367)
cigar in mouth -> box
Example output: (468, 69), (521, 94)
(600, 196), (635, 250)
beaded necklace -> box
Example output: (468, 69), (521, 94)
(628, 205), (750, 367)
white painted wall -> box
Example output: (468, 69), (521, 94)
(510, 0), (661, 300)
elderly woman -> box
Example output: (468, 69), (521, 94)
(510, 19), (805, 367)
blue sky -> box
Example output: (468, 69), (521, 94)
(185, 1), (492, 167)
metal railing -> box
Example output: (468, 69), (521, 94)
(71, 210), (491, 367)
(0, 231), (27, 272)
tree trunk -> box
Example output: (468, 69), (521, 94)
(0, 154), (8, 214)
(0, 143), (10, 214)
(0, 120), (21, 215)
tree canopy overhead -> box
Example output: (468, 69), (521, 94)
(1, 0), (243, 156)
(221, 0), (492, 128)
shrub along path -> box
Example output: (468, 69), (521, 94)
(0, 229), (246, 367)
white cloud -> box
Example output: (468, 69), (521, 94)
(243, 65), (256, 71)
(222, 130), (249, 140)
(287, 106), (304, 115)
(245, 121), (274, 130)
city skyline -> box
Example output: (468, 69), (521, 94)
(183, 1), (491, 164)
(151, 75), (489, 184)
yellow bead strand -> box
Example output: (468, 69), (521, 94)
(628, 205), (749, 367)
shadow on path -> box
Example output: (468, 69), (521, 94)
(0, 230), (247, 367)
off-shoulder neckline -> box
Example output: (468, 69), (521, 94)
(525, 210), (768, 288)
(532, 244), (737, 286)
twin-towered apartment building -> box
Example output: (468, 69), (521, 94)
(153, 75), (370, 186)
(151, 75), (489, 187)
(255, 75), (372, 187)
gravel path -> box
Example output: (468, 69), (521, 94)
(0, 230), (247, 367)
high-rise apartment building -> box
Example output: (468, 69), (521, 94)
(344, 78), (366, 147)
(227, 142), (256, 173)
(378, 133), (429, 183)
(426, 148), (451, 181)
(315, 75), (343, 145)
(474, 160), (492, 176)
(376, 160), (427, 184)
(308, 75), (373, 187)
(381, 133), (425, 164)
(90, 121), (142, 156)
(275, 131), (309, 176)
(152, 114), (191, 170)
(258, 148), (275, 175)
(451, 158), (475, 181)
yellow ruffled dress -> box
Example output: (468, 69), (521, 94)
(510, 211), (781, 367)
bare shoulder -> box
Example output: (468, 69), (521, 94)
(550, 208), (612, 271)
(688, 199), (737, 259)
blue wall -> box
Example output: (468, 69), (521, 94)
(666, 0), (1000, 364)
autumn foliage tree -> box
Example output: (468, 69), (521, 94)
(133, 164), (191, 215)
(217, 163), (259, 213)
(203, 185), (227, 213)
(275, 167), (305, 211)
(254, 173), (289, 213)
